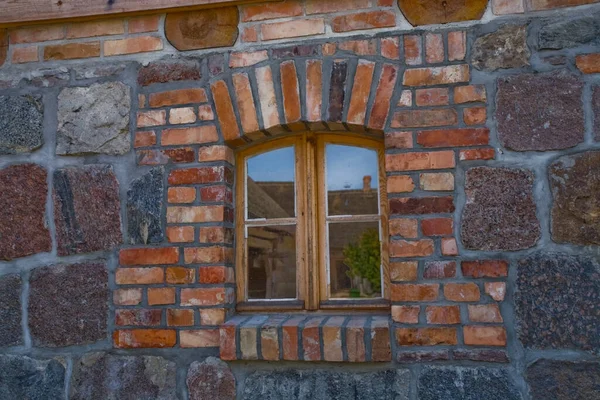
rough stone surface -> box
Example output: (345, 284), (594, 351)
(53, 164), (122, 256)
(138, 60), (201, 86)
(496, 71), (584, 151)
(0, 29), (7, 67)
(418, 367), (522, 400)
(525, 359), (600, 400)
(594, 86), (600, 140)
(0, 355), (65, 400)
(165, 8), (239, 51)
(538, 13), (600, 49)
(0, 274), (22, 347)
(57, 82), (131, 155)
(127, 168), (164, 245)
(0, 164), (51, 261)
(242, 369), (410, 400)
(550, 151), (600, 245)
(398, 0), (488, 26)
(70, 352), (177, 400)
(29, 262), (108, 347)
(461, 167), (540, 251)
(515, 253), (600, 355)
(471, 25), (530, 71)
(187, 357), (236, 400)
(0, 95), (44, 154)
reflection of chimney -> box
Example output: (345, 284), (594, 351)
(363, 175), (372, 191)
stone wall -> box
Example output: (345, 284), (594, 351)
(0, 1), (599, 399)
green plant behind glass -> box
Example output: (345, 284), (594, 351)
(342, 228), (381, 293)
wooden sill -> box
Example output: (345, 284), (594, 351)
(236, 299), (390, 314)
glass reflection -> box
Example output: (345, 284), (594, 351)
(326, 144), (378, 216)
(247, 146), (295, 219)
(248, 225), (297, 300)
(328, 221), (381, 299)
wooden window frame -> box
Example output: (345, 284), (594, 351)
(235, 133), (390, 313)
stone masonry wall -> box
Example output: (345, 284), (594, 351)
(1, 1), (600, 399)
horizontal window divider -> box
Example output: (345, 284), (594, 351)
(326, 214), (381, 222)
(236, 300), (304, 312)
(245, 218), (297, 226)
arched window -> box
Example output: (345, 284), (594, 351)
(235, 133), (389, 311)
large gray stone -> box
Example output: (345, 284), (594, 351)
(127, 168), (164, 245)
(29, 262), (108, 347)
(0, 355), (65, 400)
(57, 82), (131, 155)
(515, 253), (600, 355)
(549, 151), (600, 245)
(471, 25), (530, 71)
(538, 13), (600, 50)
(0, 274), (22, 347)
(0, 95), (44, 154)
(497, 71), (584, 151)
(53, 164), (122, 256)
(461, 167), (540, 251)
(525, 359), (600, 400)
(187, 358), (236, 400)
(242, 369), (410, 400)
(70, 353), (177, 400)
(418, 367), (522, 400)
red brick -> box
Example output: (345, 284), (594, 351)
(425, 33), (444, 64)
(116, 267), (163, 285)
(454, 85), (487, 103)
(462, 260), (509, 278)
(200, 186), (233, 203)
(396, 328), (457, 346)
(134, 131), (156, 148)
(391, 261), (418, 281)
(241, 26), (258, 42)
(280, 61), (302, 126)
(306, 60), (323, 126)
(464, 107), (487, 125)
(387, 175), (415, 193)
(426, 306), (461, 324)
(347, 60), (376, 127)
(397, 90), (412, 107)
(468, 304), (503, 323)
(149, 88), (207, 108)
(199, 266), (233, 284)
(113, 288), (142, 306)
(368, 64), (399, 130)
(200, 308), (226, 325)
(485, 282), (507, 301)
(166, 267), (195, 284)
(129, 15), (160, 33)
(104, 36), (163, 56)
(338, 39), (377, 55)
(116, 309), (162, 326)
(241, 0), (303, 21)
(415, 88), (449, 106)
(137, 147), (195, 167)
(444, 283), (480, 302)
(211, 80), (241, 145)
(166, 226), (194, 243)
(66, 19), (124, 38)
(423, 261), (456, 279)
(181, 287), (232, 306)
(422, 218), (453, 236)
(392, 305), (420, 323)
(282, 316), (304, 360)
(404, 35), (422, 65)
(370, 317), (391, 361)
(323, 317), (345, 361)
(464, 326), (507, 346)
(302, 317), (325, 361)
(137, 110), (166, 128)
(148, 287), (175, 305)
(44, 42), (101, 61)
(220, 316), (246, 360)
(120, 248), (179, 265)
(346, 317), (367, 362)
(381, 37), (400, 59)
(391, 109), (457, 128)
(417, 128), (489, 147)
(198, 146), (234, 164)
(162, 126), (218, 146)
(167, 187), (196, 204)
(391, 283), (439, 301)
(403, 65), (470, 86)
(390, 239), (434, 257)
(448, 31), (466, 61)
(493, 0), (525, 14)
(167, 205), (225, 224)
(199, 227), (233, 244)
(168, 166), (230, 185)
(113, 329), (176, 348)
(389, 196), (455, 215)
(255, 66), (281, 132)
(10, 25), (65, 44)
(184, 247), (234, 264)
(576, 53), (600, 74)
(180, 329), (220, 348)
(231, 73), (260, 136)
(261, 19), (325, 41)
(167, 309), (194, 326)
(441, 238), (458, 256)
(389, 219), (418, 238)
(331, 11), (396, 33)
(12, 46), (38, 63)
(305, 0), (369, 14)
(385, 131), (413, 149)
(385, 151), (455, 171)
(459, 148), (495, 161)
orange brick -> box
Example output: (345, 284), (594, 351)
(199, 227), (232, 244)
(10, 25), (64, 44)
(444, 283), (480, 302)
(198, 146), (234, 164)
(302, 317), (325, 361)
(448, 31), (467, 61)
(339, 39), (378, 55)
(390, 239), (434, 257)
(129, 15), (161, 33)
(116, 267), (164, 284)
(464, 326), (507, 346)
(280, 61), (302, 126)
(230, 50), (268, 68)
(232, 72), (260, 135)
(381, 37), (400, 59)
(200, 308), (226, 325)
(240, 0), (303, 21)
(199, 266), (233, 284)
(391, 283), (439, 301)
(389, 219), (418, 238)
(305, 0), (369, 14)
(166, 267), (195, 284)
(134, 131), (156, 148)
(119, 247), (179, 266)
(462, 260), (508, 278)
(181, 287), (232, 306)
(417, 128), (489, 148)
(426, 305), (461, 324)
(12, 46), (38, 63)
(169, 107), (196, 124)
(113, 329), (176, 348)
(137, 110), (166, 128)
(166, 226), (195, 243)
(454, 85), (487, 104)
(387, 175), (415, 193)
(255, 66), (281, 131)
(459, 148), (495, 161)
(167, 205), (224, 224)
(167, 309), (194, 326)
(392, 109), (457, 128)
(391, 261), (418, 281)
(403, 64), (470, 86)
(113, 288), (142, 305)
(323, 317), (345, 361)
(464, 107), (487, 125)
(331, 10), (396, 33)
(385, 151), (455, 171)
(180, 329), (220, 348)
(396, 328), (457, 346)
(167, 187), (196, 204)
(485, 282), (507, 301)
(420, 172), (454, 191)
(261, 18), (325, 41)
(404, 35), (422, 65)
(425, 33), (444, 63)
(306, 60), (323, 124)
(104, 36), (163, 56)
(468, 304), (503, 323)
(168, 166), (230, 186)
(184, 247), (234, 264)
(66, 20), (124, 38)
(322, 42), (337, 55)
(421, 218), (453, 236)
(392, 305), (420, 323)
(347, 60), (376, 127)
(198, 105), (214, 121)
(44, 42), (100, 61)
(282, 316), (304, 361)
(576, 53), (600, 74)
(416, 88), (449, 106)
(161, 126), (219, 145)
(148, 287), (176, 305)
(149, 89), (208, 107)
(385, 131), (413, 149)
(368, 64), (399, 130)
(211, 80), (241, 144)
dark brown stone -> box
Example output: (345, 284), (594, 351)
(165, 8), (239, 51)
(526, 359), (600, 400)
(550, 151), (600, 245)
(594, 86), (600, 140)
(461, 167), (540, 251)
(328, 60), (348, 123)
(0, 29), (7, 67)
(390, 196), (455, 215)
(138, 60), (201, 86)
(0, 275), (22, 347)
(398, 0), (488, 26)
(53, 165), (122, 256)
(272, 45), (319, 59)
(0, 164), (51, 261)
(187, 358), (236, 400)
(29, 262), (108, 347)
(471, 25), (530, 71)
(497, 71), (584, 151)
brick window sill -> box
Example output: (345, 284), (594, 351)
(219, 314), (391, 362)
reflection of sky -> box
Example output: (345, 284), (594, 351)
(246, 144), (378, 191)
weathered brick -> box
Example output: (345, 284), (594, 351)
(129, 15), (160, 33)
(338, 39), (377, 55)
(444, 283), (480, 302)
(448, 31), (467, 61)
(305, 0), (369, 14)
(241, 1), (303, 21)
(181, 287), (232, 306)
(168, 166), (231, 185)
(168, 187), (196, 204)
(397, 350), (451, 362)
(415, 88), (449, 106)
(134, 131), (156, 148)
(328, 60), (348, 123)
(44, 42), (101, 60)
(463, 107), (487, 125)
(423, 261), (456, 279)
(492, 0), (525, 14)
(199, 266), (233, 284)
(464, 326), (507, 346)
(198, 104), (215, 121)
(417, 128), (489, 147)
(485, 282), (506, 301)
(150, 89), (207, 108)
(137, 110), (166, 127)
(12, 46), (39, 63)
(167, 309), (194, 326)
(371, 317), (391, 361)
(198, 146), (234, 164)
(459, 148), (495, 161)
(387, 175), (415, 193)
(346, 317), (367, 362)
(104, 36), (163, 56)
(220, 316), (246, 360)
(389, 218), (418, 238)
(322, 43), (337, 55)
(137, 148), (195, 165)
(426, 306), (461, 324)
(385, 151), (455, 171)
(10, 25), (65, 43)
(120, 248), (179, 266)
(391, 261), (418, 281)
(302, 317), (325, 361)
(167, 205), (225, 223)
(425, 33), (444, 63)
(162, 126), (218, 146)
(385, 131), (413, 149)
(231, 73), (260, 136)
(389, 196), (455, 215)
(66, 20), (124, 38)
(256, 66), (281, 132)
(368, 64), (399, 130)
(381, 37), (400, 59)
(454, 84), (487, 103)
(392, 109), (457, 128)
(392, 305), (420, 323)
(390, 239), (435, 257)
(396, 328), (457, 346)
(261, 19), (325, 41)
(420, 172), (454, 191)
(403, 65), (470, 86)
(169, 107), (196, 124)
(114, 329), (176, 348)
(166, 226), (194, 243)
(180, 329), (220, 348)
(469, 304), (503, 323)
(347, 60), (376, 127)
(462, 260), (509, 278)
(392, 283), (439, 301)
(404, 35), (422, 65)
(331, 11), (396, 33)
(200, 186), (233, 204)
(116, 309), (162, 326)
(241, 26), (258, 42)
(211, 80), (241, 144)
(261, 316), (285, 361)
(421, 218), (453, 236)
(441, 238), (458, 256)
(280, 61), (302, 127)
(306, 60), (323, 126)
(282, 316), (304, 360)
(576, 53), (600, 74)
(323, 317), (345, 361)
(200, 308), (226, 325)
(184, 247), (234, 264)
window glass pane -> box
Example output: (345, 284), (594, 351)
(328, 221), (381, 299)
(248, 225), (297, 300)
(326, 144), (378, 216)
(247, 146), (295, 220)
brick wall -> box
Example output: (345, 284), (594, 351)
(1, 1), (600, 399)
